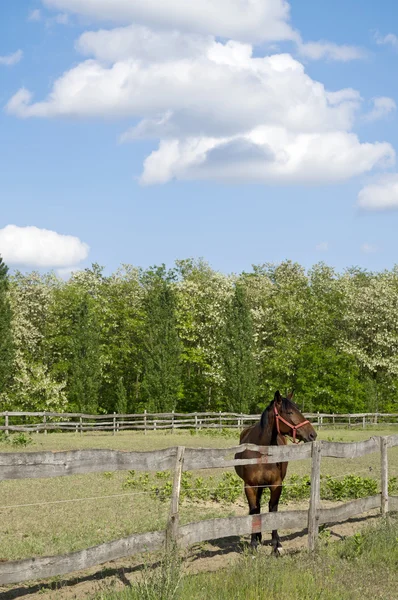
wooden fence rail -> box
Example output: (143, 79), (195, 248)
(1, 411), (398, 435)
(0, 435), (397, 586)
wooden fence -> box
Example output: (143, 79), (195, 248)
(1, 410), (398, 435)
(0, 435), (397, 586)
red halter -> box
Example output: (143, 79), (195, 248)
(274, 404), (310, 444)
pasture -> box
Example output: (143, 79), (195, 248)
(94, 517), (398, 600)
(0, 427), (397, 599)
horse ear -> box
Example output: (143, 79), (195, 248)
(287, 389), (295, 400)
(274, 390), (282, 403)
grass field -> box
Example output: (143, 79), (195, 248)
(94, 516), (398, 600)
(0, 427), (397, 563)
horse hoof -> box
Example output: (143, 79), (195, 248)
(273, 546), (284, 556)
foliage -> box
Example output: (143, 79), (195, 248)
(221, 282), (258, 413)
(0, 256), (14, 396)
(2, 259), (398, 414)
(94, 518), (398, 600)
(140, 266), (182, 412)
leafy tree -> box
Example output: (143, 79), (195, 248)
(140, 266), (182, 412)
(0, 256), (14, 395)
(46, 284), (101, 413)
(175, 259), (233, 411)
(115, 376), (128, 414)
(221, 282), (258, 413)
(4, 271), (66, 411)
(97, 266), (145, 413)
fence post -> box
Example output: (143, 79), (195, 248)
(317, 412), (320, 428)
(219, 411), (222, 431)
(144, 409), (147, 435)
(5, 411), (9, 437)
(113, 412), (116, 435)
(43, 412), (47, 435)
(79, 416), (83, 436)
(362, 416), (365, 429)
(172, 410), (175, 432)
(194, 413), (198, 434)
(240, 413), (243, 428)
(166, 446), (185, 547)
(308, 440), (322, 551)
(380, 436), (389, 516)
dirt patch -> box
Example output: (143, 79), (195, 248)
(0, 502), (382, 600)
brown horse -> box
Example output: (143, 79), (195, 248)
(235, 390), (317, 553)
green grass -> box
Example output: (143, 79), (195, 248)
(0, 428), (397, 562)
(94, 517), (398, 600)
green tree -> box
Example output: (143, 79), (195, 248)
(140, 266), (182, 412)
(0, 256), (14, 395)
(4, 271), (66, 412)
(47, 284), (101, 413)
(221, 282), (258, 413)
(175, 259), (233, 411)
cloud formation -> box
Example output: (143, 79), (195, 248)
(5, 1), (392, 185)
(43, 0), (298, 43)
(298, 40), (365, 62)
(364, 97), (396, 122)
(0, 225), (89, 268)
(0, 50), (23, 66)
(375, 32), (398, 50)
(357, 174), (398, 211)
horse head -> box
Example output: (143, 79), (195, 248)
(262, 390), (317, 443)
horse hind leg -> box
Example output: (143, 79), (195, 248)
(269, 484), (283, 555)
(245, 484), (263, 548)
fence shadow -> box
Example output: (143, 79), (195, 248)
(0, 512), (382, 600)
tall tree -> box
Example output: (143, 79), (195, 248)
(175, 259), (233, 411)
(221, 281), (258, 413)
(0, 256), (14, 395)
(140, 266), (182, 412)
(46, 284), (101, 413)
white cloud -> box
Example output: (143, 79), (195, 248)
(363, 96), (396, 122)
(0, 50), (23, 66)
(316, 242), (329, 252)
(298, 40), (365, 62)
(28, 9), (42, 21)
(4, 41), (362, 133)
(0, 225), (89, 268)
(5, 3), (393, 186)
(53, 13), (69, 24)
(357, 174), (398, 211)
(375, 32), (398, 50)
(42, 0), (298, 43)
(361, 243), (379, 254)
(140, 129), (393, 185)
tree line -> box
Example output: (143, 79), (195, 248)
(0, 256), (397, 415)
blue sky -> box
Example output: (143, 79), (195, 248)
(1, 0), (398, 276)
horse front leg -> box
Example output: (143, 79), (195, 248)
(269, 484), (283, 555)
(245, 484), (262, 548)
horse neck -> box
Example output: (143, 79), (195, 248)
(259, 409), (279, 446)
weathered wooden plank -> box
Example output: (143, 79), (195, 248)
(166, 446), (185, 546)
(178, 510), (308, 547)
(308, 441), (322, 551)
(321, 437), (379, 458)
(183, 443), (312, 470)
(380, 437), (389, 515)
(386, 434), (398, 448)
(0, 448), (177, 479)
(318, 495), (380, 525)
(389, 495), (398, 511)
(0, 530), (165, 585)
